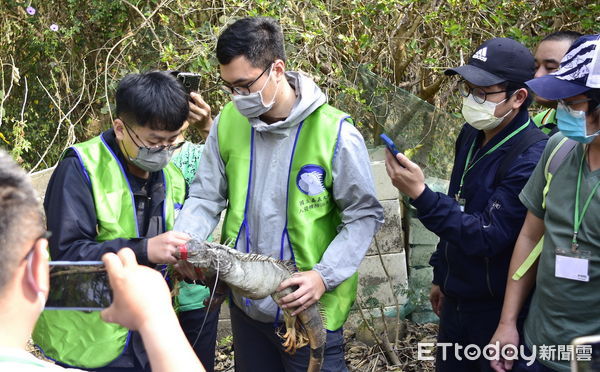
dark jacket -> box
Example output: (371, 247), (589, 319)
(44, 129), (171, 265)
(412, 109), (547, 310)
(43, 128), (174, 369)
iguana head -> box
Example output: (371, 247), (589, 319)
(174, 239), (233, 274)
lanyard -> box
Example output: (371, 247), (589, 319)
(457, 120), (531, 198)
(572, 146), (600, 251)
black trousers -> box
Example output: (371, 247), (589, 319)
(230, 303), (347, 372)
(435, 297), (502, 372)
(179, 306), (220, 372)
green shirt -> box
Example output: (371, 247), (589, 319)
(171, 141), (205, 185)
(519, 133), (600, 371)
(171, 141), (210, 311)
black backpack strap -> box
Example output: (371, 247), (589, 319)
(494, 128), (548, 187)
(547, 138), (578, 174)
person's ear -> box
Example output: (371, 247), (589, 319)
(113, 119), (126, 141)
(272, 59), (286, 82)
(509, 88), (528, 109)
(27, 239), (49, 298)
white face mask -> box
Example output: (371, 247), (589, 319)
(461, 94), (513, 131)
(232, 67), (279, 118)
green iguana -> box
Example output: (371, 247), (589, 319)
(174, 239), (326, 372)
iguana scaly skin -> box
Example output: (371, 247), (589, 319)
(174, 239), (327, 372)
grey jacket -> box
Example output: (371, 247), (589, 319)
(174, 71), (384, 324)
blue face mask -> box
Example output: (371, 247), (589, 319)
(556, 102), (599, 144)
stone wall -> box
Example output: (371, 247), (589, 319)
(405, 177), (448, 324)
(343, 148), (408, 330)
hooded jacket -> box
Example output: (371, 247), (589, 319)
(174, 72), (384, 323)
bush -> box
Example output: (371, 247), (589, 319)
(0, 0), (597, 173)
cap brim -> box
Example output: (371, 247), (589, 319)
(526, 75), (591, 100)
(444, 65), (505, 86)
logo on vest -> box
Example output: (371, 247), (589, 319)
(296, 165), (326, 196)
(472, 47), (488, 62)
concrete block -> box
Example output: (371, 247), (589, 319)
(410, 310), (439, 324)
(425, 176), (450, 194)
(218, 302), (230, 319)
(408, 266), (433, 289)
(357, 252), (408, 308)
(368, 147), (386, 163)
(408, 244), (436, 268)
(216, 318), (232, 340)
(345, 305), (406, 330)
(408, 218), (440, 245)
(367, 199), (402, 255)
(30, 167), (55, 202)
(370, 160), (401, 201)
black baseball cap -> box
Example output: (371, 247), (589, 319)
(445, 38), (535, 86)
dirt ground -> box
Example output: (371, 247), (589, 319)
(214, 320), (438, 372)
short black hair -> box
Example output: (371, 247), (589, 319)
(216, 17), (286, 69)
(0, 150), (44, 294)
(115, 71), (189, 131)
(542, 31), (583, 44)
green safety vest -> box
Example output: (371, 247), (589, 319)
(218, 102), (357, 331)
(533, 108), (557, 135)
(32, 134), (186, 369)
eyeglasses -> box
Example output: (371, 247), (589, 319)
(220, 63), (273, 96)
(559, 97), (599, 115)
(458, 80), (509, 104)
(22, 231), (52, 262)
(121, 121), (185, 154)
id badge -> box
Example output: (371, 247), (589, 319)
(555, 247), (591, 282)
(455, 195), (466, 212)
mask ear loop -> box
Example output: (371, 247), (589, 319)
(258, 64), (280, 107)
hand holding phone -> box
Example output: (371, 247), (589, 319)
(380, 133), (403, 166)
(100, 248), (175, 331)
(176, 72), (201, 95)
(380, 133), (400, 157)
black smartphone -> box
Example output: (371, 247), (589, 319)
(176, 72), (201, 95)
(571, 335), (600, 372)
(45, 261), (112, 311)
(380, 133), (401, 156)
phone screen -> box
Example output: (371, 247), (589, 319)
(46, 261), (112, 311)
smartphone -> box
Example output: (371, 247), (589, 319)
(45, 261), (112, 311)
(571, 335), (600, 372)
(176, 72), (201, 95)
(380, 133), (401, 156)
